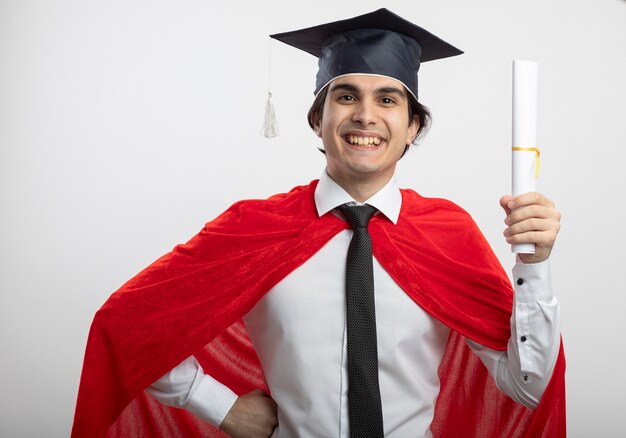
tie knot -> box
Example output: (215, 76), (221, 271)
(337, 204), (377, 229)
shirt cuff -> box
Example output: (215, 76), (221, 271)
(186, 373), (239, 427)
(512, 257), (553, 302)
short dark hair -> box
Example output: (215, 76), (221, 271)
(307, 84), (431, 148)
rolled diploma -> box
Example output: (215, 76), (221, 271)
(512, 60), (538, 254)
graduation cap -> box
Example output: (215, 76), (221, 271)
(270, 8), (463, 102)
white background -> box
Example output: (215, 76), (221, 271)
(1, 0), (625, 436)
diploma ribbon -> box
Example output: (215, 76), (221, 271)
(512, 147), (541, 178)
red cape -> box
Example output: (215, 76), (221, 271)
(72, 180), (565, 437)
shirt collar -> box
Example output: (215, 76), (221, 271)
(314, 169), (402, 224)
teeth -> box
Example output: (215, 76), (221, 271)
(347, 135), (382, 146)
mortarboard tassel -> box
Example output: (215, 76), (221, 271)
(261, 38), (279, 139)
(262, 91), (279, 138)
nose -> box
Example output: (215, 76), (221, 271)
(351, 99), (378, 126)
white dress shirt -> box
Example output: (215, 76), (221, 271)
(148, 171), (561, 437)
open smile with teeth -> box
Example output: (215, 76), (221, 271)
(345, 135), (382, 147)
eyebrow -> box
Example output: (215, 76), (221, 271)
(329, 83), (360, 94)
(376, 86), (407, 100)
(329, 82), (407, 100)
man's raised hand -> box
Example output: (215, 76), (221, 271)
(500, 192), (561, 264)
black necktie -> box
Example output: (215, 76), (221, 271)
(338, 204), (384, 438)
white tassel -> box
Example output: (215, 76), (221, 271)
(262, 91), (279, 139)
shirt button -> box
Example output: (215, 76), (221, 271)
(517, 278), (524, 285)
(521, 335), (527, 342)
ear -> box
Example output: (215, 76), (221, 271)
(406, 114), (420, 145)
(312, 112), (323, 138)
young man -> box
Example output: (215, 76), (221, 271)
(73, 9), (565, 438)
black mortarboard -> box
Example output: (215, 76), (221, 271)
(270, 8), (463, 102)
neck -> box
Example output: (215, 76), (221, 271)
(326, 170), (393, 203)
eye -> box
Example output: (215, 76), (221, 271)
(380, 97), (396, 105)
(337, 94), (356, 102)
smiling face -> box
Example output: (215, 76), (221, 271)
(313, 75), (419, 197)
